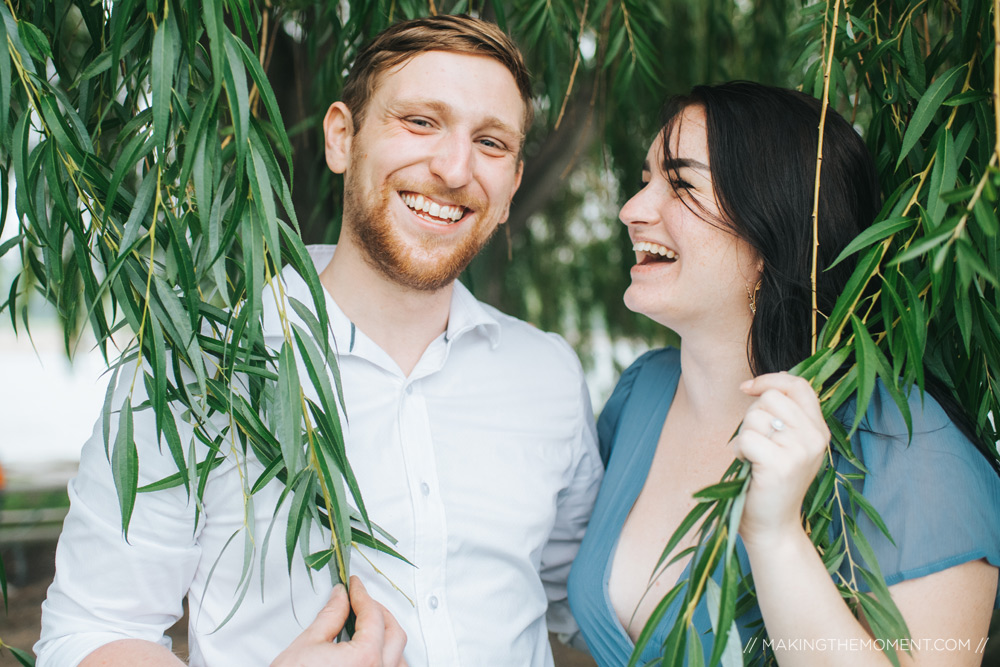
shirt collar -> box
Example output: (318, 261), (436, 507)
(446, 280), (502, 350)
(278, 244), (501, 354)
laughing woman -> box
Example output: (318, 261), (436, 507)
(567, 82), (1000, 666)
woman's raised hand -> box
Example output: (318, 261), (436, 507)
(732, 372), (830, 548)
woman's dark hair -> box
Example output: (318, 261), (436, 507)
(660, 80), (880, 376)
(660, 81), (997, 470)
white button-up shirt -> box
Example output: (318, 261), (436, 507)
(37, 245), (602, 667)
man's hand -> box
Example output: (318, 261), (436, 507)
(271, 576), (407, 667)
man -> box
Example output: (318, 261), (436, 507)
(36, 14), (602, 667)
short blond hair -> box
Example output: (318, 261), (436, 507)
(341, 15), (533, 140)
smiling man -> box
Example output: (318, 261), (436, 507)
(37, 15), (602, 667)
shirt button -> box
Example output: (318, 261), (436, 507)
(405, 384), (414, 395)
(420, 482), (430, 496)
(428, 595), (439, 610)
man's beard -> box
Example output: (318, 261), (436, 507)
(343, 173), (502, 292)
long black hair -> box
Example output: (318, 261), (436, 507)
(660, 81), (997, 470)
(660, 81), (879, 376)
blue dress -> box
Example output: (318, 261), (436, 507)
(567, 348), (1000, 666)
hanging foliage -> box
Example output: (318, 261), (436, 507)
(0, 0), (683, 638)
(632, 1), (1000, 665)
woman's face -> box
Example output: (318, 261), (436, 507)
(619, 105), (760, 334)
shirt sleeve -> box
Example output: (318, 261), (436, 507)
(541, 344), (603, 637)
(837, 383), (1000, 606)
(35, 362), (222, 666)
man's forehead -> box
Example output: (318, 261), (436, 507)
(374, 51), (525, 121)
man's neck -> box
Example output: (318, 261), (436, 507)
(319, 242), (453, 377)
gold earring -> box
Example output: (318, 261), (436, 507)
(746, 280), (761, 314)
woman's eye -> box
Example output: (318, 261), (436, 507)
(670, 178), (693, 190)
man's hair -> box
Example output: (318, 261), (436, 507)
(341, 14), (533, 138)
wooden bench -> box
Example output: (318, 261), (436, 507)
(0, 506), (69, 544)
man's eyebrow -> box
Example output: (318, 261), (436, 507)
(663, 157), (710, 172)
(391, 99), (524, 143)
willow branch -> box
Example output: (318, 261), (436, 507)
(555, 0), (589, 130)
(811, 0), (842, 353)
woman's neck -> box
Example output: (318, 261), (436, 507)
(676, 335), (756, 424)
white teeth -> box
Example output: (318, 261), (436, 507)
(632, 241), (678, 259)
(401, 192), (466, 223)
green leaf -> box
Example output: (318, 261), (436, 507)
(202, 0), (225, 96)
(705, 574), (742, 667)
(628, 583), (685, 667)
(3, 643), (36, 667)
(232, 37), (293, 169)
(972, 197), (999, 237)
(17, 20), (52, 62)
(151, 12), (177, 151)
(139, 455), (225, 492)
(654, 498), (714, 573)
(844, 480), (895, 546)
(889, 224), (953, 266)
(849, 315), (879, 436)
(304, 549), (334, 570)
(693, 480), (745, 500)
(926, 129), (957, 227)
(247, 140), (279, 256)
(822, 246), (883, 348)
(223, 31), (250, 171)
(112, 399), (138, 539)
(276, 341), (304, 474)
(0, 15), (11, 148)
(896, 64), (965, 169)
(830, 216), (914, 268)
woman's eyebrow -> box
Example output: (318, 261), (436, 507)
(663, 157), (710, 172)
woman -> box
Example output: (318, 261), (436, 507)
(567, 81), (1000, 666)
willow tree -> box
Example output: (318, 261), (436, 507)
(0, 0), (996, 666)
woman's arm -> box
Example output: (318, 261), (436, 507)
(734, 373), (998, 667)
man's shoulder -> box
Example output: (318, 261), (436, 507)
(478, 301), (580, 365)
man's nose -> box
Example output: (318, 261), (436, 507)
(429, 133), (474, 189)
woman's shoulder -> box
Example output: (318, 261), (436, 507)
(596, 347), (680, 464)
(601, 347), (679, 417)
(614, 347), (681, 393)
(854, 381), (989, 462)
(842, 380), (1000, 597)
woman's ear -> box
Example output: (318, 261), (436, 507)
(323, 102), (354, 174)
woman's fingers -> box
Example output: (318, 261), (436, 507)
(740, 373), (829, 435)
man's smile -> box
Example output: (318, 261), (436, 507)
(400, 191), (469, 225)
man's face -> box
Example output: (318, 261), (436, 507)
(330, 50), (525, 291)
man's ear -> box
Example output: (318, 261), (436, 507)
(324, 102), (354, 174)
